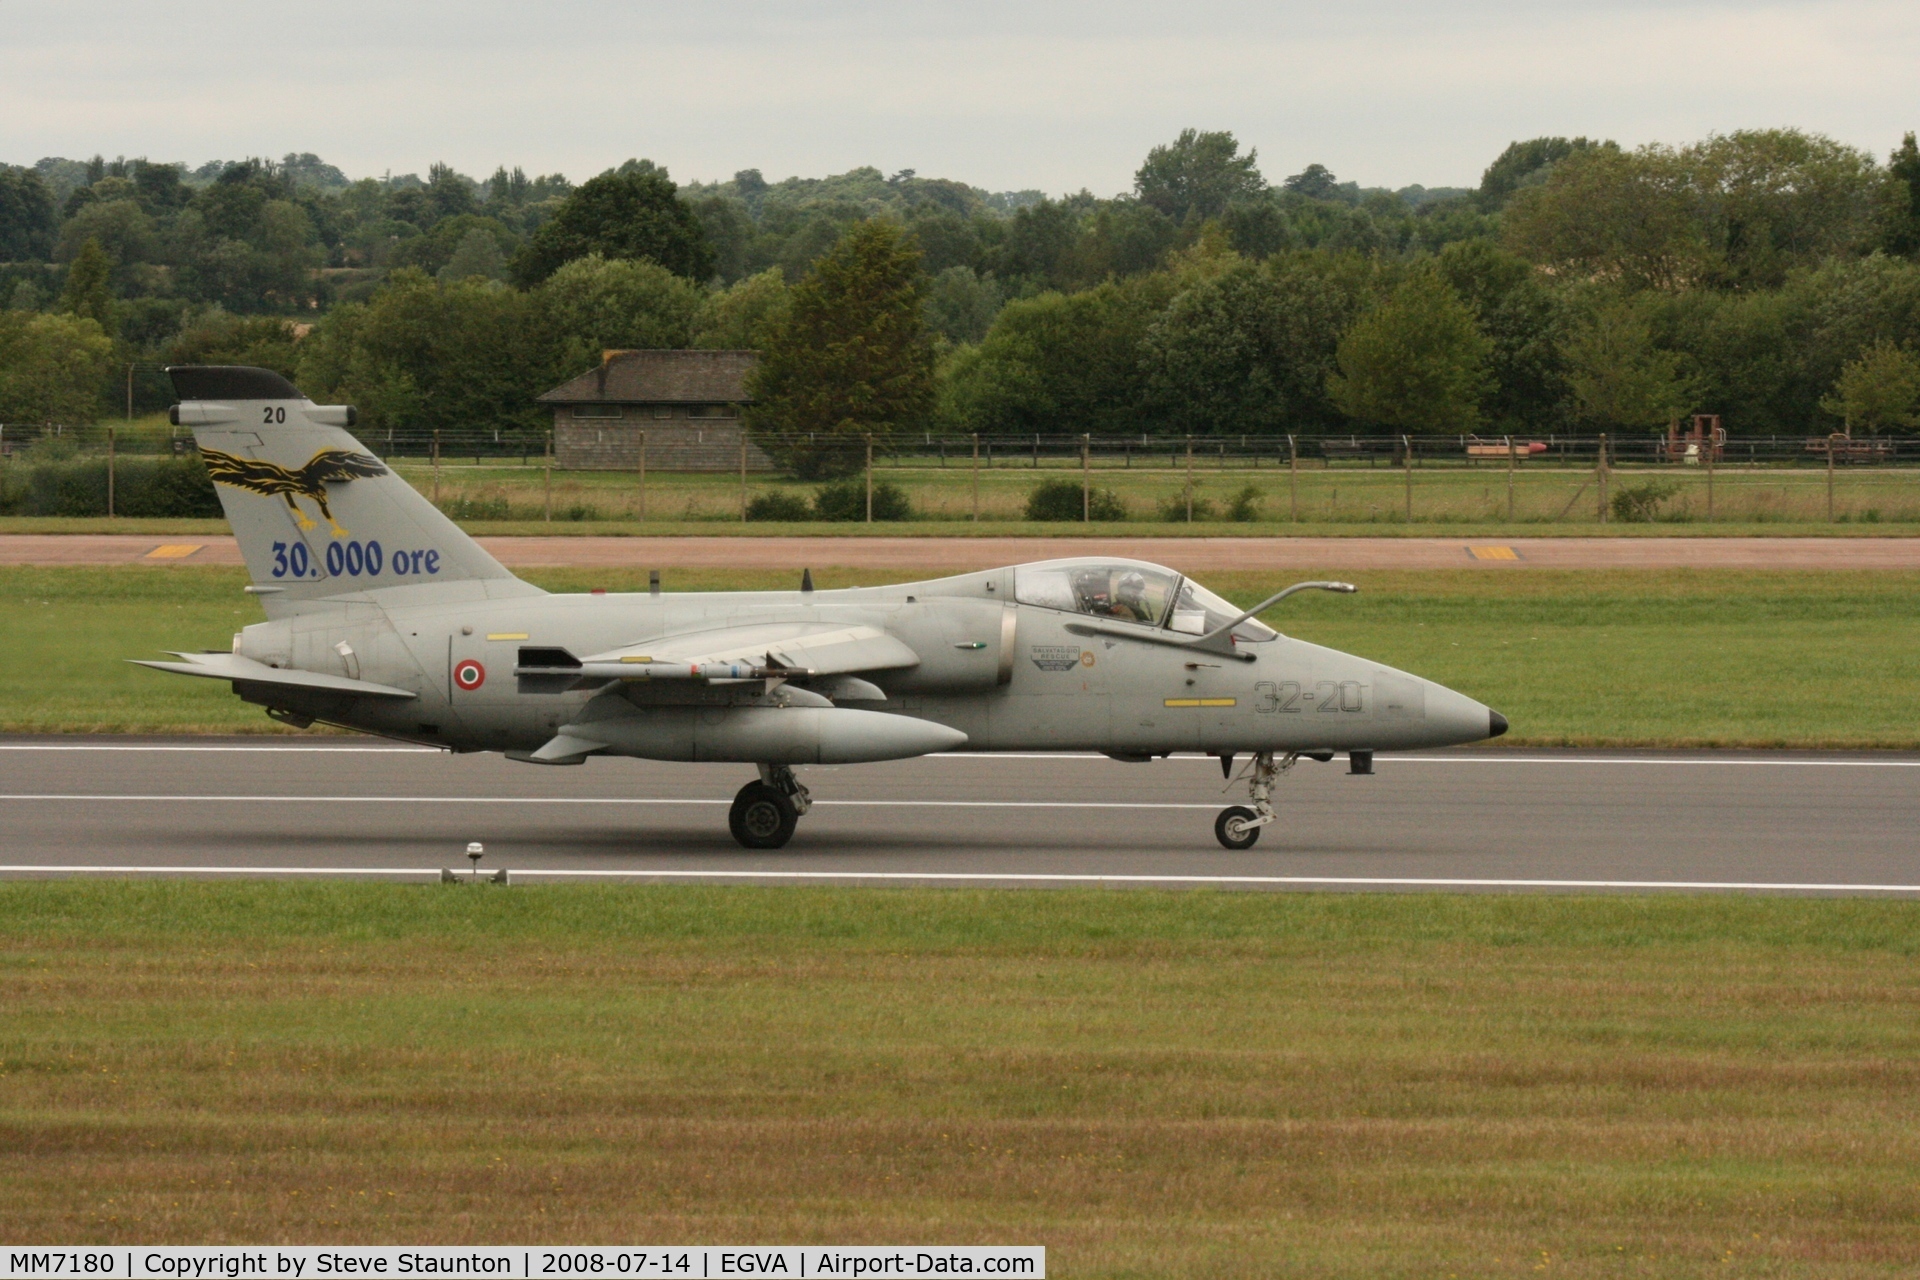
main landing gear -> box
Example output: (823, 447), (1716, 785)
(729, 763), (812, 849)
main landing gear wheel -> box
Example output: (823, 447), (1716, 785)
(1215, 805), (1261, 850)
(730, 782), (798, 849)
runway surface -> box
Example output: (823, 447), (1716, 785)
(2, 739), (1916, 893)
(8, 533), (1920, 572)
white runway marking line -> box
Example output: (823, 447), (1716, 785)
(3, 744), (1920, 768)
(0, 744), (438, 753)
(1, 864), (1917, 893)
(0, 794), (1219, 809)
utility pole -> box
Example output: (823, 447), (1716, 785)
(1184, 435), (1194, 522)
(432, 429), (441, 505)
(739, 436), (748, 522)
(1402, 435), (1413, 522)
(1828, 433), (1842, 522)
(1287, 434), (1298, 522)
(1506, 435), (1517, 522)
(637, 429), (647, 523)
(1081, 434), (1090, 523)
(1597, 433), (1609, 524)
(865, 434), (874, 523)
(1704, 431), (1714, 523)
(106, 425), (115, 519)
(543, 430), (552, 523)
(971, 433), (979, 523)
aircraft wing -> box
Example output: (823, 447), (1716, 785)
(130, 652), (418, 699)
(584, 622), (921, 677)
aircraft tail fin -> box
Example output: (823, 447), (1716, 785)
(168, 366), (538, 608)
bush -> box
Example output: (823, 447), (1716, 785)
(1157, 489), (1217, 522)
(439, 493), (510, 520)
(746, 490), (812, 522)
(813, 478), (912, 521)
(1226, 484), (1263, 522)
(0, 455), (222, 517)
(1024, 477), (1128, 522)
(1610, 479), (1680, 523)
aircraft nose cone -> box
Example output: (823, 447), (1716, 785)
(1488, 709), (1509, 738)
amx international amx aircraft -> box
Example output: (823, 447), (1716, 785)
(138, 366), (1507, 850)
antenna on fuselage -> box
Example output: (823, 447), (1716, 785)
(801, 568), (814, 593)
(649, 569), (660, 597)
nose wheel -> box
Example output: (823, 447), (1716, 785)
(1214, 751), (1296, 849)
(729, 764), (812, 849)
(1215, 806), (1260, 849)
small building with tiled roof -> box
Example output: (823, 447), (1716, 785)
(537, 349), (773, 471)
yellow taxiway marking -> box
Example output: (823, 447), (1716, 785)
(1468, 545), (1520, 560)
(486, 632), (530, 641)
(1164, 697), (1237, 707)
(144, 544), (204, 560)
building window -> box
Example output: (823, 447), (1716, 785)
(571, 405), (622, 418)
(687, 404), (738, 419)
(652, 405), (673, 419)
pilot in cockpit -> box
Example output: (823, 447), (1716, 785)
(1074, 568), (1157, 623)
(1109, 571), (1156, 623)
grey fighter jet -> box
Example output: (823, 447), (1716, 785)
(137, 366), (1508, 850)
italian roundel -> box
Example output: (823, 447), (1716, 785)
(453, 659), (486, 690)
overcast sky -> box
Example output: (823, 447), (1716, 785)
(5, 0), (1914, 194)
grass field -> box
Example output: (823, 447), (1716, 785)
(387, 456), (1920, 531)
(378, 455), (1920, 526)
(13, 451), (1920, 538)
(1, 882), (1917, 1275)
(10, 564), (1920, 746)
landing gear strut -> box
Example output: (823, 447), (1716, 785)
(1215, 751), (1297, 850)
(729, 764), (812, 849)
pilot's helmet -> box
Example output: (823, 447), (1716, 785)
(1117, 571), (1148, 604)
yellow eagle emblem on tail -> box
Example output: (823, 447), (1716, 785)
(200, 447), (388, 537)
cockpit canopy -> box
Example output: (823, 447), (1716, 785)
(1011, 559), (1278, 642)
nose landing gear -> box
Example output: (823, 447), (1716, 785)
(729, 763), (813, 849)
(1215, 751), (1298, 849)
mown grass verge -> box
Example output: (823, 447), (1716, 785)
(8, 514), (1920, 538)
(0, 882), (1916, 1275)
(8, 565), (1919, 747)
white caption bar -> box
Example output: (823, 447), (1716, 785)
(0, 1247), (1044, 1279)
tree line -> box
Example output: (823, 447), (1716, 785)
(4, 128), (1920, 456)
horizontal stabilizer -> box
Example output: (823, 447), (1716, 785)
(130, 652), (417, 699)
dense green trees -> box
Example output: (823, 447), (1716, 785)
(297, 270), (554, 437)
(59, 238), (114, 332)
(510, 169), (713, 285)
(1327, 271), (1491, 432)
(1821, 340), (1920, 434)
(1134, 130), (1266, 224)
(0, 166), (57, 260)
(747, 221), (934, 478)
(1142, 252), (1368, 435)
(537, 255), (703, 364)
(8, 125), (1920, 443)
(1564, 294), (1696, 431)
(942, 276), (1172, 437)
(0, 310), (114, 422)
